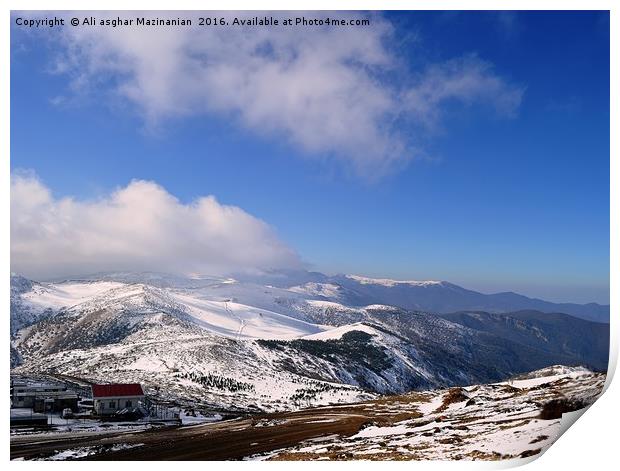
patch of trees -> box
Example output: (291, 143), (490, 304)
(257, 330), (392, 373)
(178, 372), (255, 393)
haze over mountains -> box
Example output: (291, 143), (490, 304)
(10, 271), (609, 412)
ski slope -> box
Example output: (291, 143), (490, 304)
(170, 292), (326, 340)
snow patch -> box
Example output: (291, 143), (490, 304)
(301, 323), (379, 341)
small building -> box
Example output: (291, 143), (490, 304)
(33, 394), (79, 413)
(92, 383), (145, 416)
(11, 380), (79, 411)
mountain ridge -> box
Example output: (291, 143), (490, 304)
(15, 271), (608, 323)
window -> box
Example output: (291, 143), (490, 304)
(109, 401), (116, 408)
(125, 400), (132, 407)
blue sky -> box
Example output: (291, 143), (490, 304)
(10, 11), (609, 303)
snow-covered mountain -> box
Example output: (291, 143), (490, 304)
(10, 272), (609, 412)
(327, 274), (609, 323)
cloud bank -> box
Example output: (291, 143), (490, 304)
(37, 11), (523, 177)
(11, 174), (301, 280)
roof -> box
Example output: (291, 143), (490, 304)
(91, 383), (144, 398)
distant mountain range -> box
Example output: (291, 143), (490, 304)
(321, 273), (609, 323)
(10, 271), (609, 412)
(224, 270), (608, 323)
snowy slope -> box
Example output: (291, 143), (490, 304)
(13, 322), (375, 412)
(301, 323), (379, 340)
(256, 365), (605, 461)
(21, 280), (125, 311)
(10, 276), (327, 342)
(170, 292), (324, 339)
(10, 274), (124, 333)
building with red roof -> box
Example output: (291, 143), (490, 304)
(91, 383), (145, 416)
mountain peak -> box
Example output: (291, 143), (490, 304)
(345, 274), (445, 288)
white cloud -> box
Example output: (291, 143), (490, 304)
(404, 55), (525, 127)
(38, 11), (523, 177)
(10, 174), (301, 280)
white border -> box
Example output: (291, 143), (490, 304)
(2, 1), (616, 469)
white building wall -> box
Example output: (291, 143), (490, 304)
(93, 395), (144, 415)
